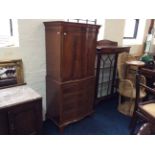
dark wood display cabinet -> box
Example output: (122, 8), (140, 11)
(44, 21), (100, 132)
(0, 85), (42, 135)
(95, 43), (130, 103)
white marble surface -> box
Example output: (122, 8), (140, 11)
(0, 85), (41, 108)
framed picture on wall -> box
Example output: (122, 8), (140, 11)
(0, 59), (24, 88)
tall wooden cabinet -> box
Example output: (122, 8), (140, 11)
(44, 21), (100, 131)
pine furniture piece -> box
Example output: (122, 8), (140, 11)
(95, 40), (130, 104)
(44, 21), (100, 131)
(0, 85), (42, 135)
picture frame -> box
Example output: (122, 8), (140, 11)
(0, 59), (24, 88)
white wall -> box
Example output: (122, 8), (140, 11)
(0, 19), (152, 119)
(103, 19), (152, 56)
(0, 19), (49, 119)
(104, 19), (125, 46)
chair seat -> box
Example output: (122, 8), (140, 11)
(140, 103), (155, 117)
(120, 88), (146, 99)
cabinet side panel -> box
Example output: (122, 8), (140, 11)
(46, 76), (61, 124)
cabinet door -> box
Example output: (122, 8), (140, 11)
(8, 100), (42, 135)
(45, 26), (62, 81)
(84, 28), (98, 77)
(61, 26), (98, 81)
(61, 26), (85, 81)
(0, 109), (9, 134)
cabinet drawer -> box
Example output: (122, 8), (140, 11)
(61, 79), (95, 123)
(62, 82), (78, 94)
(61, 92), (78, 122)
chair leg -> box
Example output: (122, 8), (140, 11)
(118, 94), (121, 105)
(129, 112), (138, 134)
(137, 123), (151, 135)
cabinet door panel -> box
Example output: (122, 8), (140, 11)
(61, 27), (98, 82)
(8, 100), (42, 135)
(84, 29), (97, 76)
(62, 27), (84, 81)
(45, 26), (62, 80)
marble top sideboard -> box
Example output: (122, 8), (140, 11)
(0, 85), (42, 109)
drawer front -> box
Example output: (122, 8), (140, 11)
(62, 82), (78, 94)
(61, 78), (95, 123)
(61, 93), (78, 123)
(77, 79), (95, 115)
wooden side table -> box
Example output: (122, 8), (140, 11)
(126, 60), (145, 67)
(125, 60), (145, 79)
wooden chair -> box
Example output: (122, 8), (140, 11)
(129, 71), (155, 134)
(137, 123), (152, 135)
(117, 53), (146, 116)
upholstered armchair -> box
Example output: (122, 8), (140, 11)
(117, 52), (146, 116)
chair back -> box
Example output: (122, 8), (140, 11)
(117, 52), (129, 79)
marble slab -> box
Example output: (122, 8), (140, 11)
(0, 85), (42, 108)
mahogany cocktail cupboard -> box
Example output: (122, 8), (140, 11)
(44, 21), (100, 132)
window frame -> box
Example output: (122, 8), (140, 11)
(0, 19), (19, 48)
(123, 19), (146, 46)
(123, 19), (139, 39)
(9, 19), (13, 36)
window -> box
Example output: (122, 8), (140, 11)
(123, 19), (139, 39)
(123, 19), (146, 45)
(0, 19), (19, 48)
